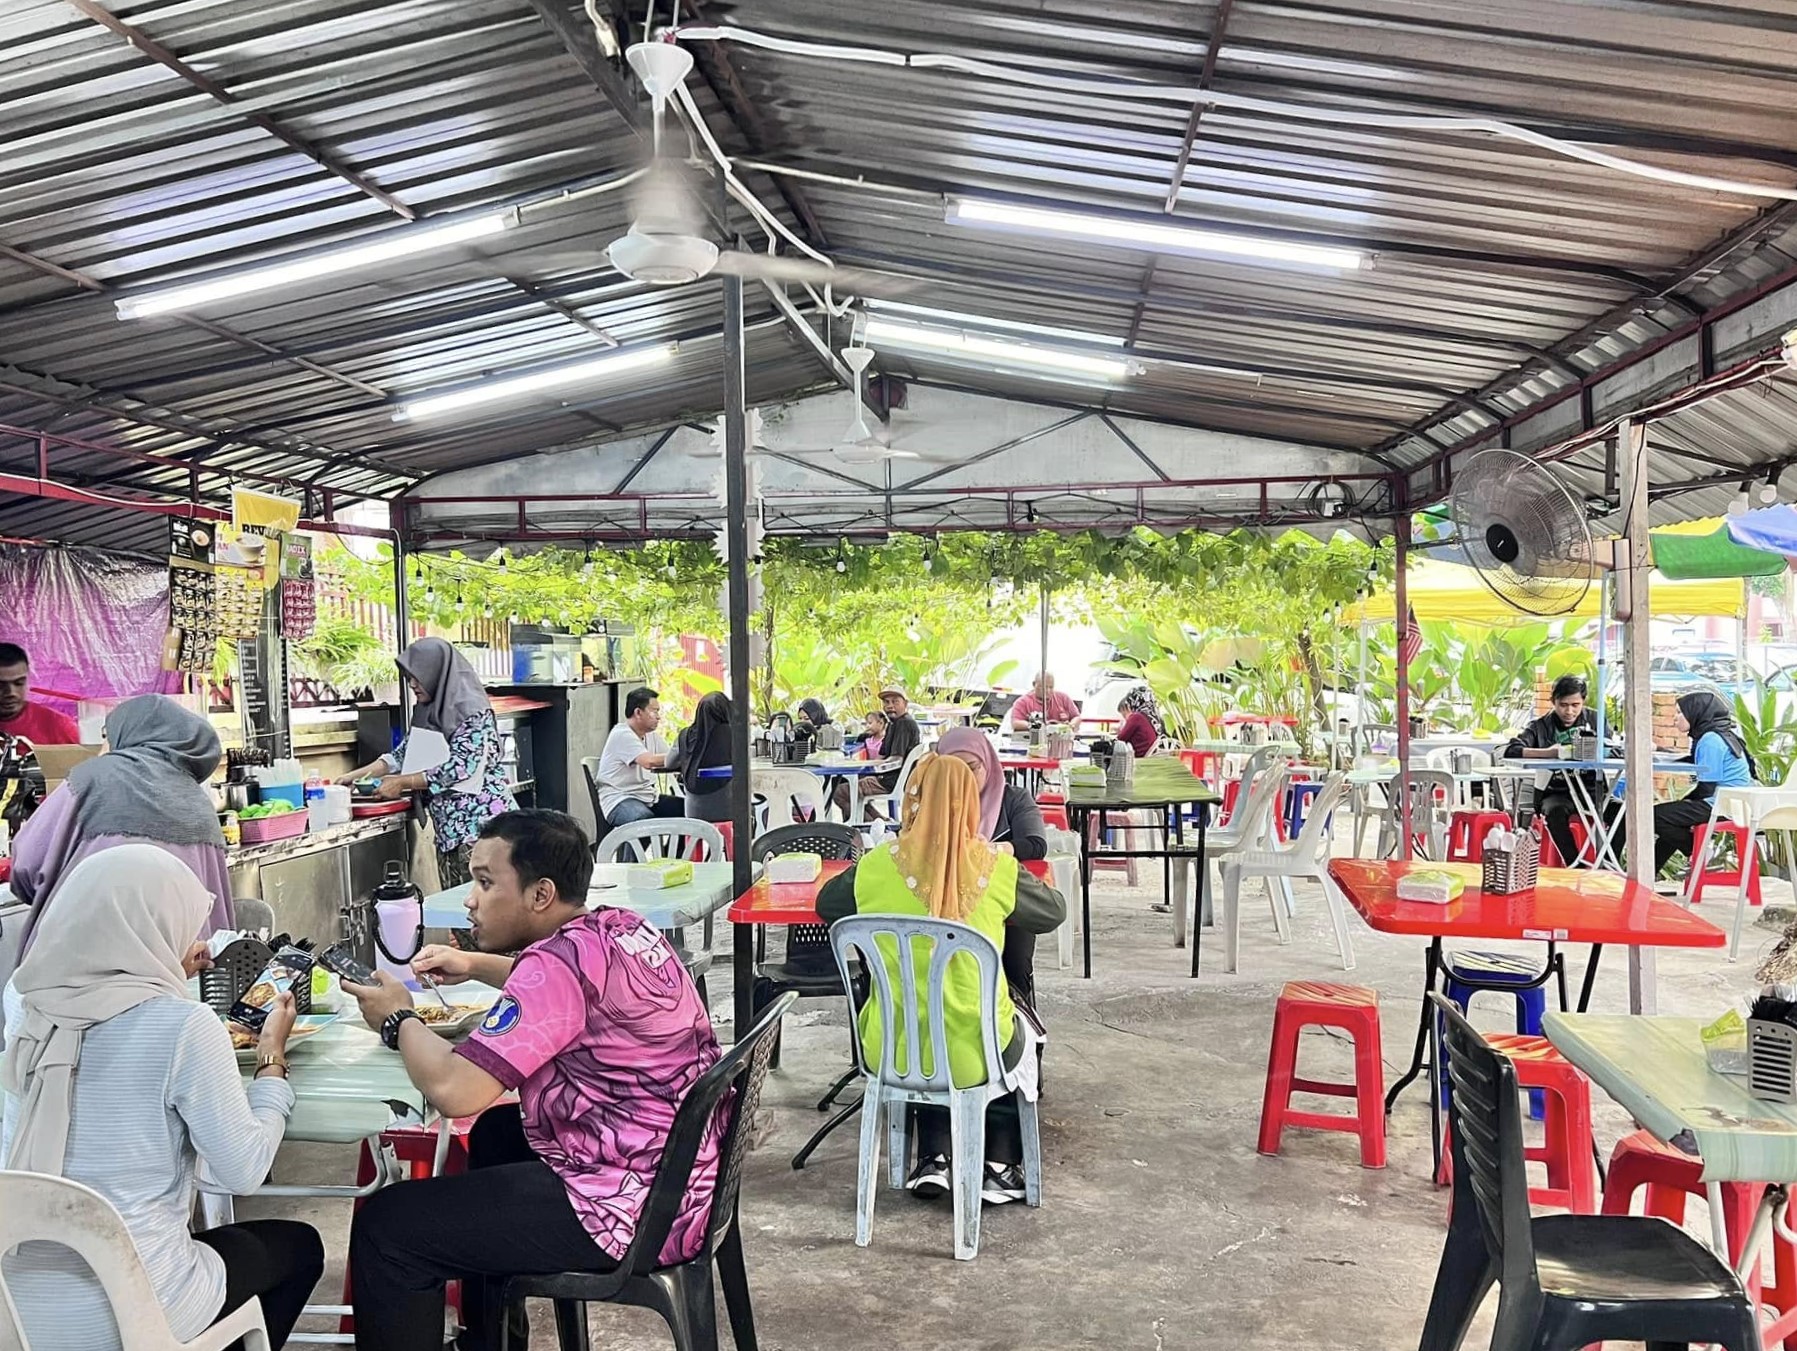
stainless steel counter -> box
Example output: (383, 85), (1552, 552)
(228, 816), (409, 960)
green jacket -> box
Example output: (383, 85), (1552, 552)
(818, 845), (1066, 1088)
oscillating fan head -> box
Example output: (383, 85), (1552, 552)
(1449, 449), (1594, 616)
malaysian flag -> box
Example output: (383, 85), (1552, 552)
(1398, 603), (1423, 668)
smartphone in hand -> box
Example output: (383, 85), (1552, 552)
(317, 941), (378, 988)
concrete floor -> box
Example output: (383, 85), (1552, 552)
(247, 855), (1792, 1350)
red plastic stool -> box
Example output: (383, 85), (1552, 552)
(1258, 981), (1386, 1168)
(716, 820), (734, 860)
(1179, 749), (1221, 784)
(1529, 816), (1592, 869)
(1220, 777), (1243, 826)
(1447, 810), (1513, 863)
(1687, 821), (1763, 906)
(1039, 804), (1070, 831)
(338, 1118), (482, 1334)
(1036, 789), (1067, 807)
(1603, 1128), (1793, 1316)
(1481, 1033), (1596, 1213)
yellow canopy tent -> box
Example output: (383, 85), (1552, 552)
(1342, 559), (1743, 624)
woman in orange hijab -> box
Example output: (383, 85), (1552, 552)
(817, 753), (1065, 1203)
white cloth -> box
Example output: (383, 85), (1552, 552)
(597, 724), (667, 820)
(1, 845), (209, 1175)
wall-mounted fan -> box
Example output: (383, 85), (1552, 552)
(1449, 449), (1595, 616)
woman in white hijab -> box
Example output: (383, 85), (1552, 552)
(1, 846), (322, 1350)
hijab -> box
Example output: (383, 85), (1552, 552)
(2, 845), (210, 1174)
(933, 726), (1003, 839)
(677, 692), (734, 794)
(68, 695), (224, 847)
(893, 754), (996, 921)
(396, 637), (491, 736)
(797, 698), (830, 728)
(1679, 689), (1755, 777)
(1119, 685), (1163, 734)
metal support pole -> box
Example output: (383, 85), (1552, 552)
(1595, 572), (1608, 749)
(723, 276), (757, 1042)
(1039, 582), (1051, 709)
(390, 502), (412, 733)
(1617, 418), (1657, 1013)
(1394, 513), (1413, 860)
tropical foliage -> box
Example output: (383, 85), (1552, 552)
(1359, 620), (1588, 735)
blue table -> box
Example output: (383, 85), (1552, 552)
(423, 861), (744, 934)
(694, 759), (887, 781)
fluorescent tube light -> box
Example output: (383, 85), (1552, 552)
(946, 198), (1365, 271)
(863, 299), (1125, 347)
(397, 344), (674, 421)
(863, 318), (1132, 380)
(115, 211), (516, 319)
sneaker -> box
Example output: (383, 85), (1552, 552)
(1149, 901), (1172, 913)
(906, 1154), (950, 1199)
(981, 1161), (1027, 1205)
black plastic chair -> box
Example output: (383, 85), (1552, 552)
(500, 990), (798, 1351)
(748, 823), (863, 1083)
(1420, 993), (1760, 1351)
(580, 756), (611, 847)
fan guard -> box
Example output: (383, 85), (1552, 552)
(1448, 449), (1594, 616)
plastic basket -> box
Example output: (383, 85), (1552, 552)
(239, 811), (307, 845)
(1481, 832), (1539, 895)
(1749, 1018), (1797, 1103)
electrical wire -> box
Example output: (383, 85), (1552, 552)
(672, 25), (1797, 203)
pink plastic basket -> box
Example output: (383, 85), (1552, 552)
(237, 811), (308, 845)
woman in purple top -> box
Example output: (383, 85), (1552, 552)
(10, 695), (231, 956)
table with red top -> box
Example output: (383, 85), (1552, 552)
(997, 754), (1061, 796)
(1328, 858), (1726, 1172)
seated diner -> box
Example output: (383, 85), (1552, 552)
(1502, 674), (1604, 866)
(1609, 689), (1757, 876)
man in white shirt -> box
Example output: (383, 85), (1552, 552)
(596, 686), (682, 827)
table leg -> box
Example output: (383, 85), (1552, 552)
(1551, 946), (1569, 1013)
(1386, 938), (1443, 1115)
(1191, 804), (1207, 980)
(1566, 772), (1623, 871)
(1576, 944), (1604, 1012)
(791, 1096), (863, 1171)
(732, 921), (753, 1042)
(1076, 808), (1094, 979)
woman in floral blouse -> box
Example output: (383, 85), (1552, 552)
(338, 638), (516, 888)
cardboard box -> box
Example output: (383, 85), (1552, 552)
(33, 744), (102, 796)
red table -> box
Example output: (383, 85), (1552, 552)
(1328, 859), (1726, 1173)
(728, 857), (1053, 926)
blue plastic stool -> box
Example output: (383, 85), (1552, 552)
(1285, 780), (1325, 839)
(1439, 949), (1548, 1119)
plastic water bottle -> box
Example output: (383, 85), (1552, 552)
(303, 771), (328, 833)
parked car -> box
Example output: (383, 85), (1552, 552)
(1649, 651), (1749, 697)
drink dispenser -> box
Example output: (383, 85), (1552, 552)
(368, 861), (426, 987)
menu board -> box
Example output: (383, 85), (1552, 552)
(165, 521), (220, 675)
(279, 534), (315, 641)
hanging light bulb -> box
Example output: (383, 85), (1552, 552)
(424, 588), (437, 604)
(836, 558), (848, 574)
(1729, 480), (1752, 516)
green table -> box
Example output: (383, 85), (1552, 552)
(1545, 1011), (1797, 1288)
(1065, 760), (1222, 978)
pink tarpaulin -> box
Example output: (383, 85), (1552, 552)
(0, 545), (179, 714)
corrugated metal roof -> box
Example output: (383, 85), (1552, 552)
(2, 0), (1797, 543)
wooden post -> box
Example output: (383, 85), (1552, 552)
(1617, 418), (1656, 1014)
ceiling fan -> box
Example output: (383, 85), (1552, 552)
(582, 45), (916, 295)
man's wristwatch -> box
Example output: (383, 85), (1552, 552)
(380, 1008), (420, 1050)
(255, 1053), (288, 1077)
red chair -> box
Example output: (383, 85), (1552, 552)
(1258, 982), (1385, 1168)
(716, 820), (735, 860)
(1462, 1033), (1596, 1213)
(1686, 822), (1763, 906)
(1530, 816), (1592, 869)
(1178, 749), (1221, 785)
(1219, 776), (1242, 826)
(1447, 810), (1512, 863)
(1603, 1128), (1794, 1317)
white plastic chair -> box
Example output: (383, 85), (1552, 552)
(1221, 773), (1356, 973)
(750, 767), (823, 829)
(594, 818), (726, 1003)
(0, 1171), (272, 1351)
(829, 914), (1042, 1261)
(1690, 784), (1797, 960)
(859, 745), (929, 824)
(1042, 829), (1082, 969)
(1373, 769), (1454, 860)
(1183, 761), (1289, 938)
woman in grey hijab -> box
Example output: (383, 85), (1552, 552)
(339, 638), (515, 889)
(10, 695), (232, 954)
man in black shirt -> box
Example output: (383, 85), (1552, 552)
(1503, 674), (1603, 866)
(834, 687), (924, 818)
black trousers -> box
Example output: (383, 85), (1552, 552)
(194, 1219), (325, 1350)
(1532, 790), (1583, 866)
(349, 1105), (618, 1351)
(1607, 795), (1716, 876)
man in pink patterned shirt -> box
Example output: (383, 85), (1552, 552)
(342, 810), (720, 1351)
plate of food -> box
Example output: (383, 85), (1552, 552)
(412, 1000), (491, 1039)
(227, 1013), (336, 1063)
